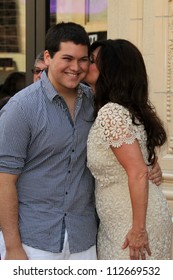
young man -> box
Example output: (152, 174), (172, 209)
(0, 22), (162, 260)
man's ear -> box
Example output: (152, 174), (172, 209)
(44, 50), (51, 67)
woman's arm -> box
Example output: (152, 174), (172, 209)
(111, 140), (151, 260)
(0, 173), (28, 260)
(148, 157), (162, 186)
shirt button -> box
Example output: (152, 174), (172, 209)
(66, 192), (68, 195)
(65, 213), (67, 216)
(68, 170), (71, 173)
(72, 149), (74, 152)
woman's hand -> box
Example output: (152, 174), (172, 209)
(122, 228), (151, 260)
(148, 157), (162, 186)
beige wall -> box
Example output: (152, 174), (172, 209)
(108, 0), (173, 259)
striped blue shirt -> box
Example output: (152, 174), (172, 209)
(0, 71), (98, 253)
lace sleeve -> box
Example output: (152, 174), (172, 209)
(95, 102), (138, 148)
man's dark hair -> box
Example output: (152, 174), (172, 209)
(45, 22), (90, 57)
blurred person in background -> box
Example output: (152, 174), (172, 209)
(32, 51), (47, 82)
(0, 71), (26, 109)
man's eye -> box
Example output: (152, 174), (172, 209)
(79, 58), (89, 63)
(63, 57), (71, 61)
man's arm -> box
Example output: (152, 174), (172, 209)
(0, 173), (28, 259)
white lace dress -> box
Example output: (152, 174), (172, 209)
(87, 102), (172, 260)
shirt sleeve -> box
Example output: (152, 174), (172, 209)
(0, 99), (30, 174)
(95, 103), (137, 148)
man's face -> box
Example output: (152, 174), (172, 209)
(33, 61), (47, 82)
(44, 41), (89, 93)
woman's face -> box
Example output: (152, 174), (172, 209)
(84, 46), (100, 92)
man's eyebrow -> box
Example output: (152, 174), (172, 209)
(61, 54), (72, 57)
(61, 54), (89, 59)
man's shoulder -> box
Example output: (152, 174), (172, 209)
(9, 81), (43, 106)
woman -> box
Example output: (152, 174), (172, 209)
(86, 39), (172, 260)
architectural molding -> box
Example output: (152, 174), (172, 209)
(167, 1), (173, 154)
(163, 171), (173, 184)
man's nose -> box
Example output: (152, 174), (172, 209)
(70, 60), (80, 70)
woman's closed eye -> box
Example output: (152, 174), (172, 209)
(89, 56), (95, 64)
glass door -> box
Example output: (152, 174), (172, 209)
(0, 0), (26, 86)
